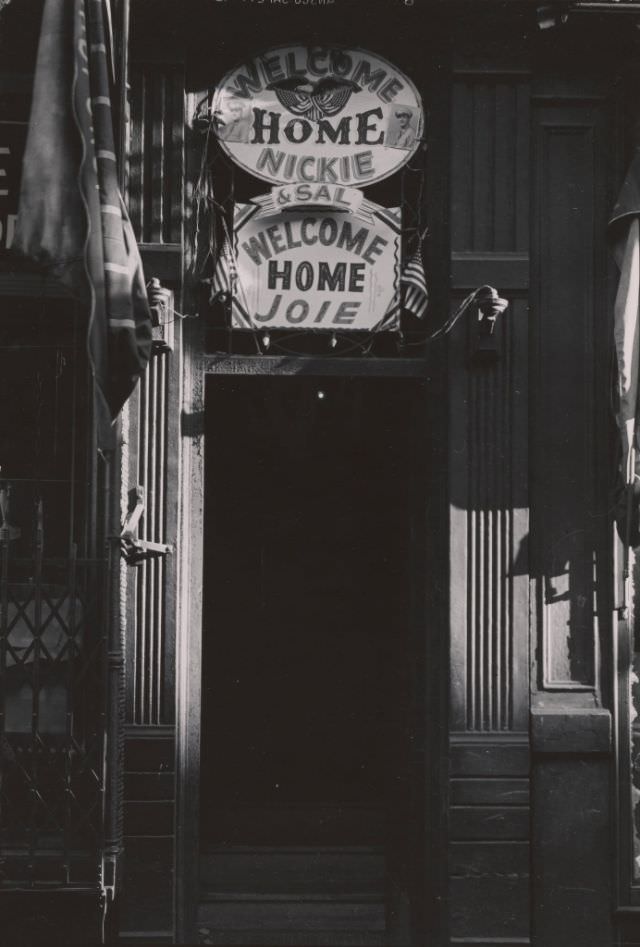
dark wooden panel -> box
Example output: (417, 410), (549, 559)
(139, 244), (182, 282)
(450, 887), (530, 941)
(450, 739), (530, 777)
(122, 732), (176, 938)
(128, 63), (184, 249)
(203, 807), (384, 847)
(448, 298), (530, 732)
(532, 759), (612, 947)
(531, 708), (612, 754)
(196, 900), (386, 932)
(195, 935), (385, 947)
(450, 841), (529, 877)
(451, 869), (529, 941)
(200, 847), (384, 897)
(449, 65), (531, 736)
(451, 76), (530, 253)
(450, 938), (530, 946)
(119, 937), (173, 945)
(531, 96), (611, 692)
(124, 801), (175, 836)
(616, 911), (640, 947)
(120, 837), (174, 934)
(450, 841), (530, 941)
(451, 252), (529, 292)
(124, 772), (175, 801)
(124, 732), (175, 773)
(450, 778), (530, 806)
(450, 806), (530, 841)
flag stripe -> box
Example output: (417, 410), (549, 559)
(608, 149), (640, 547)
(212, 235), (235, 296)
(109, 318), (137, 329)
(9, 0), (160, 452)
(71, 0), (153, 441)
(401, 246), (429, 318)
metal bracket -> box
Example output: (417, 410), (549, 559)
(119, 486), (173, 567)
(99, 849), (118, 945)
(147, 277), (175, 354)
(471, 287), (509, 366)
(0, 485), (21, 544)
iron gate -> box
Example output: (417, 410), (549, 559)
(0, 300), (109, 894)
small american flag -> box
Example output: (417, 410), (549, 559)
(402, 246), (429, 318)
(212, 235), (236, 299)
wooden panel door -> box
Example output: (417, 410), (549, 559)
(198, 373), (431, 946)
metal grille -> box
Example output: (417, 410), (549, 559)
(0, 303), (106, 889)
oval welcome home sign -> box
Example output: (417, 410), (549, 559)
(211, 45), (424, 187)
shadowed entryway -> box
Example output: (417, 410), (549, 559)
(199, 374), (426, 946)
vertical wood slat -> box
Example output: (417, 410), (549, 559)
(126, 60), (183, 725)
(128, 71), (145, 242)
(130, 350), (171, 727)
(531, 96), (611, 692)
(472, 83), (494, 250)
(451, 81), (473, 252)
(494, 83), (516, 250)
(449, 71), (530, 734)
(136, 370), (149, 723)
(146, 358), (157, 723)
(169, 70), (184, 245)
(458, 309), (521, 732)
(150, 73), (165, 243)
(129, 63), (184, 247)
(158, 367), (166, 724)
(452, 78), (530, 255)
(515, 82), (530, 252)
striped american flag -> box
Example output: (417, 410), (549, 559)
(401, 246), (429, 318)
(212, 235), (236, 298)
(13, 0), (153, 449)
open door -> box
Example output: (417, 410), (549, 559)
(199, 373), (429, 946)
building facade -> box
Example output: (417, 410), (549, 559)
(1, 1), (638, 945)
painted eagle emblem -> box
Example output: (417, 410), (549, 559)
(266, 76), (361, 123)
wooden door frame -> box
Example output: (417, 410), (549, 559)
(174, 16), (452, 942)
(174, 343), (449, 945)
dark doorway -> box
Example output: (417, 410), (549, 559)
(200, 374), (427, 946)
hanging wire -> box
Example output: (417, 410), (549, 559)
(191, 92), (239, 284)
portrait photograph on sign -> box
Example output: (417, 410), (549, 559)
(385, 105), (420, 150)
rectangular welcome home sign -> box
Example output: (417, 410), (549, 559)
(231, 186), (401, 331)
